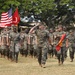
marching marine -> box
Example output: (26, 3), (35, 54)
(66, 30), (75, 62)
(9, 25), (20, 63)
(29, 22), (51, 68)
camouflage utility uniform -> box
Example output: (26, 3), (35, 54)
(57, 31), (66, 64)
(36, 28), (49, 67)
(66, 30), (75, 62)
(10, 29), (20, 62)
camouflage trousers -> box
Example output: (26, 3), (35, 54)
(28, 44), (34, 56)
(0, 45), (9, 58)
(57, 46), (66, 64)
(37, 45), (48, 65)
(69, 46), (75, 60)
(19, 42), (28, 57)
(20, 47), (28, 57)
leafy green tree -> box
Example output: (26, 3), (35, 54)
(18, 0), (56, 27)
(0, 0), (20, 14)
(0, 0), (75, 27)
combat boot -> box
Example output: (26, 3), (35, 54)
(70, 59), (73, 62)
(39, 63), (42, 67)
(42, 64), (46, 68)
(58, 60), (61, 66)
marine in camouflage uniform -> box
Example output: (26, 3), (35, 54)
(23, 31), (28, 57)
(33, 32), (38, 58)
(28, 32), (34, 57)
(20, 29), (28, 57)
(0, 31), (2, 57)
(4, 27), (10, 59)
(20, 30), (26, 56)
(36, 24), (50, 68)
(66, 30), (75, 62)
(0, 28), (8, 58)
(48, 28), (54, 58)
(56, 25), (66, 65)
(53, 27), (59, 58)
(29, 23), (51, 68)
(9, 26), (20, 62)
(30, 30), (38, 58)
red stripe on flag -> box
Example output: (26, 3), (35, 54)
(0, 8), (12, 28)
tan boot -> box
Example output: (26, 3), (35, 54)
(70, 59), (73, 62)
(58, 60), (61, 66)
(39, 64), (42, 67)
(42, 64), (46, 68)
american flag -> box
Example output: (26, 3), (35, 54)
(0, 8), (12, 27)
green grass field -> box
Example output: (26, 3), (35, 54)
(0, 54), (75, 75)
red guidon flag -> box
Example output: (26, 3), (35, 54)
(56, 34), (66, 51)
(12, 8), (20, 26)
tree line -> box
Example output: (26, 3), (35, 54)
(0, 0), (75, 27)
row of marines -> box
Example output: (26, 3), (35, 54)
(0, 23), (75, 68)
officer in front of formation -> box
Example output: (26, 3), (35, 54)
(29, 22), (51, 68)
(66, 30), (75, 62)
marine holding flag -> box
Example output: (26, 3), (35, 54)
(55, 25), (66, 65)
